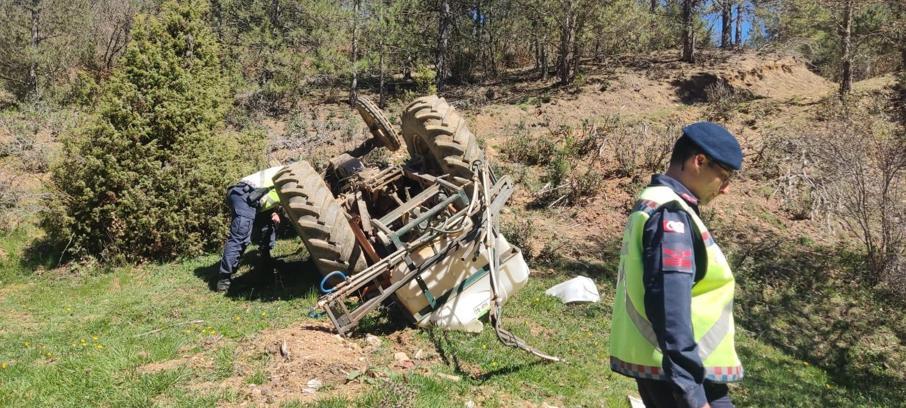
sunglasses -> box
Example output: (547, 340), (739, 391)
(707, 158), (736, 183)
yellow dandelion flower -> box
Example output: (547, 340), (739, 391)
(1, 362), (7, 369)
(92, 336), (98, 341)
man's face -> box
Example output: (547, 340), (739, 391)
(688, 154), (734, 205)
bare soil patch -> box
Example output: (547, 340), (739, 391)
(214, 322), (369, 406)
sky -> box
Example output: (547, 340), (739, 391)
(703, 3), (756, 46)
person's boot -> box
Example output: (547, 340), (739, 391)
(216, 274), (232, 292)
(259, 251), (274, 270)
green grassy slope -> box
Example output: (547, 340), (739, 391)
(1, 232), (902, 407)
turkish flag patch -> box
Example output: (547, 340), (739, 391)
(663, 220), (686, 234)
(663, 247), (693, 271)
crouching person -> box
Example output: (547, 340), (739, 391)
(216, 166), (284, 292)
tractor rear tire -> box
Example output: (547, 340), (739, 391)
(273, 161), (367, 277)
(355, 96), (402, 151)
(401, 95), (484, 184)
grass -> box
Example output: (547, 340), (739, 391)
(0, 235), (319, 407)
(1, 228), (905, 407)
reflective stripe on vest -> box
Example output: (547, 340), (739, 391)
(623, 291), (735, 360)
(609, 185), (743, 383)
(610, 356), (744, 382)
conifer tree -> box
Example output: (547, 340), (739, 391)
(42, 0), (262, 262)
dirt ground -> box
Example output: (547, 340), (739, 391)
(136, 321), (447, 406)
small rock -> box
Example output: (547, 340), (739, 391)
(465, 400), (476, 408)
(250, 387), (262, 398)
(393, 352), (415, 369)
(365, 334), (382, 348)
(303, 378), (322, 394)
(435, 372), (461, 382)
(306, 378), (322, 390)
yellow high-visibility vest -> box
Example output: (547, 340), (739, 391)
(609, 185), (743, 383)
(240, 166), (283, 212)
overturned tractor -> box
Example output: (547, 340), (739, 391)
(273, 96), (558, 361)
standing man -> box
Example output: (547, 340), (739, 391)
(609, 122), (743, 408)
(216, 165), (285, 292)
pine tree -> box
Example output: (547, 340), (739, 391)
(42, 0), (262, 262)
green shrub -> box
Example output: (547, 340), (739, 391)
(501, 121), (556, 165)
(499, 217), (536, 260)
(535, 134), (603, 207)
(704, 81), (753, 121)
(41, 0), (262, 263)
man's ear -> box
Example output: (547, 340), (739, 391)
(693, 153), (707, 169)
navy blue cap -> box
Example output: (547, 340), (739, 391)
(681, 122), (743, 170)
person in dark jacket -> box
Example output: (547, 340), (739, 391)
(609, 122), (743, 408)
(216, 166), (284, 292)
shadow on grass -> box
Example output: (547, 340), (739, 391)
(353, 301), (414, 337)
(425, 327), (551, 383)
(527, 232), (621, 284)
(727, 230), (906, 406)
(192, 249), (321, 302)
(18, 235), (66, 273)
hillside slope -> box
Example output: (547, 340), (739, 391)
(1, 51), (904, 407)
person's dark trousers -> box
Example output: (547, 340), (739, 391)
(219, 185), (257, 277)
(252, 212), (277, 258)
(636, 378), (734, 408)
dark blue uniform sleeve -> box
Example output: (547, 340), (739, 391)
(642, 207), (707, 408)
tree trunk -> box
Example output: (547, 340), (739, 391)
(594, 38), (600, 63)
(268, 0), (280, 29)
(839, 0), (854, 96)
(436, 0), (451, 92)
(651, 0), (658, 13)
(901, 46), (906, 75)
(349, 0), (360, 105)
(720, 1), (732, 49)
(27, 0), (40, 98)
(571, 13), (585, 82)
(558, 0), (576, 85)
(533, 20), (541, 73)
(734, 2), (743, 49)
(541, 36), (548, 81)
(379, 37), (386, 108)
(681, 0), (696, 63)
